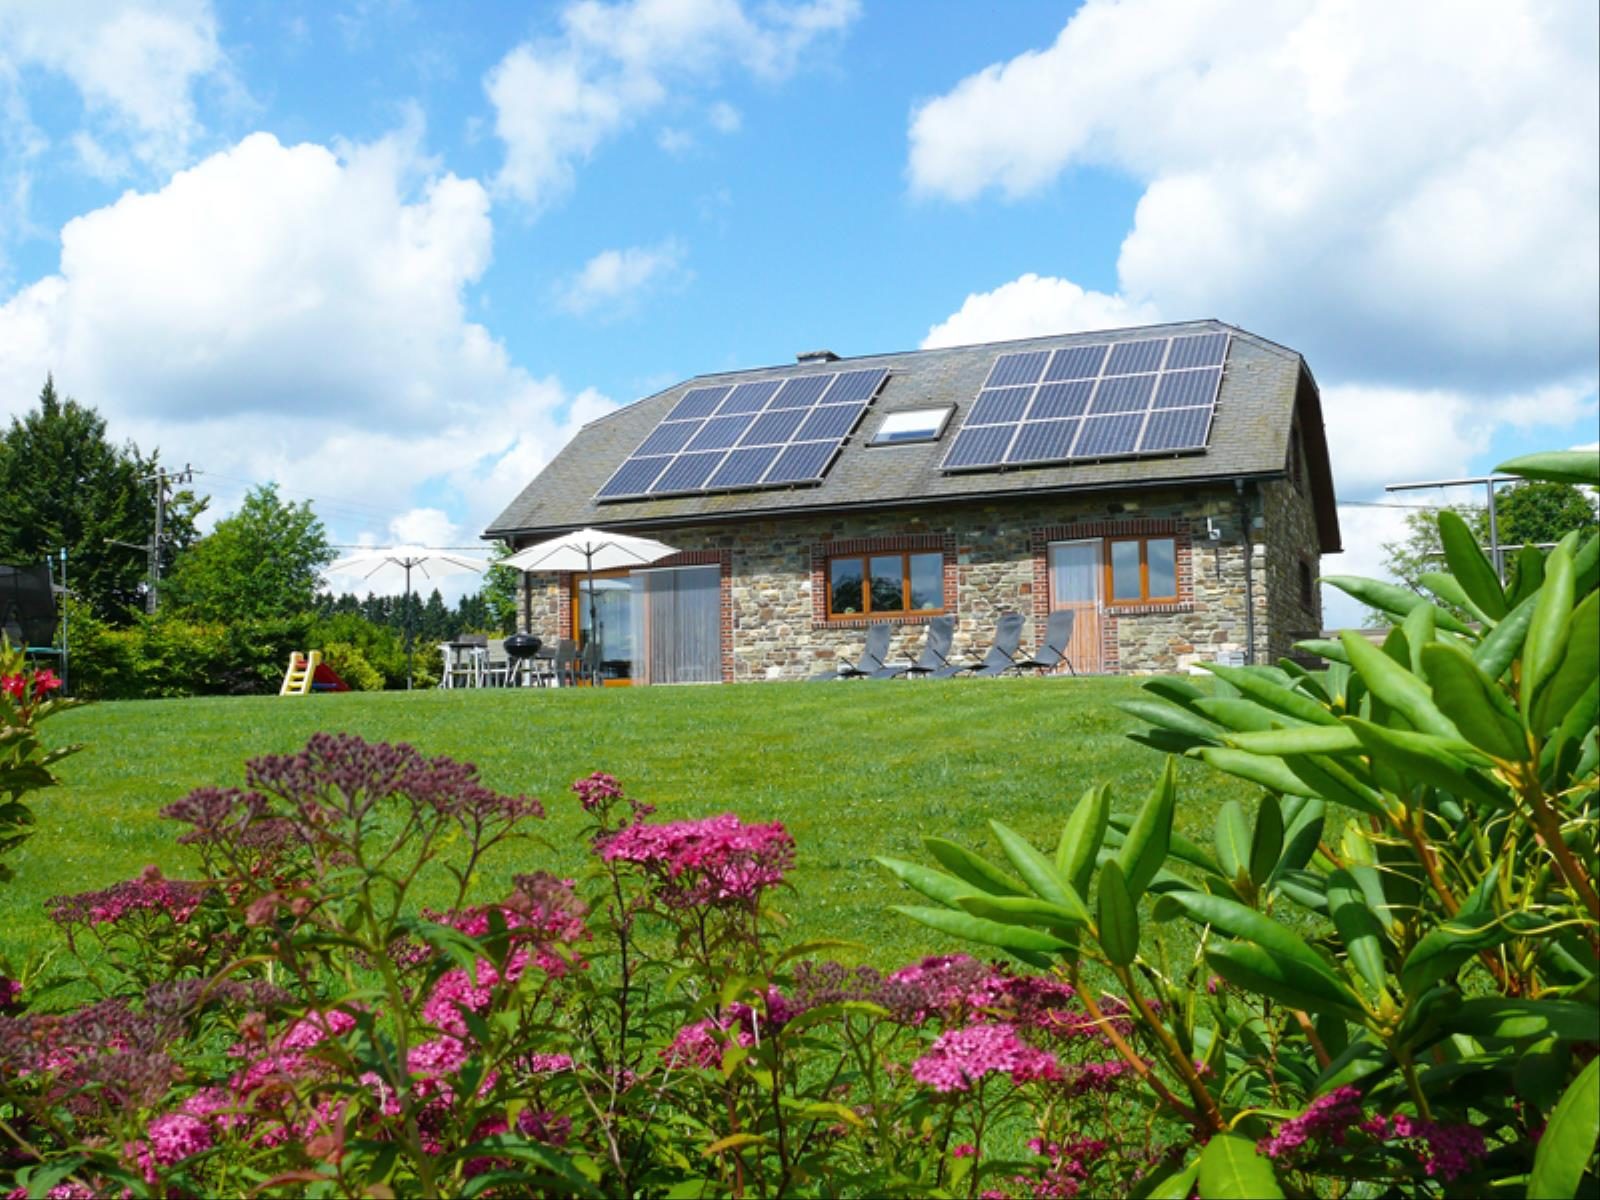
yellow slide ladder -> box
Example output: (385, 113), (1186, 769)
(279, 650), (321, 696)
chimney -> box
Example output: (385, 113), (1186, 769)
(796, 349), (839, 364)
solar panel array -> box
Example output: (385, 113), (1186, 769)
(596, 367), (889, 501)
(940, 331), (1229, 473)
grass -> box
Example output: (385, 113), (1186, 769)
(6, 676), (1253, 966)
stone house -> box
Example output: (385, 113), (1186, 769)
(484, 321), (1340, 683)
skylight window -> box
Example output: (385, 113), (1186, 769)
(871, 406), (954, 446)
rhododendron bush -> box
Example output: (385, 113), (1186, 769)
(2, 738), (1173, 1198)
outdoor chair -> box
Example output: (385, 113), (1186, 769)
(891, 616), (956, 678)
(1013, 609), (1077, 675)
(481, 638), (511, 687)
(810, 623), (894, 681)
(930, 612), (1025, 678)
(551, 639), (580, 687)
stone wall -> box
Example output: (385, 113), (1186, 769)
(516, 480), (1322, 681)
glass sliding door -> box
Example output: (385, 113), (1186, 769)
(1047, 540), (1104, 673)
(629, 565), (722, 685)
(575, 574), (635, 683)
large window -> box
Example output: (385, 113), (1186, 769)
(827, 550), (943, 618)
(1107, 536), (1177, 604)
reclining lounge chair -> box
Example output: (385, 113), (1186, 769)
(1013, 609), (1077, 675)
(931, 612), (1025, 678)
(891, 615), (956, 678)
(811, 623), (894, 681)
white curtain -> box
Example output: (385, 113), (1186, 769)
(1049, 541), (1102, 605)
(629, 565), (721, 685)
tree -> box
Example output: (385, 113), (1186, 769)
(481, 548), (521, 635)
(165, 484), (332, 623)
(1380, 503), (1489, 597)
(0, 376), (199, 623)
(1495, 479), (1598, 548)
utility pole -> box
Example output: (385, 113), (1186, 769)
(113, 463), (195, 614)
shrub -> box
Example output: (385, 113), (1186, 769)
(315, 641), (384, 692)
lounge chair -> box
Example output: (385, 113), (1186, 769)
(891, 616), (956, 678)
(931, 612), (1025, 678)
(811, 623), (894, 680)
(1013, 609), (1077, 675)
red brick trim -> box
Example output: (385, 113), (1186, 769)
(1029, 519), (1198, 674)
(810, 533), (957, 628)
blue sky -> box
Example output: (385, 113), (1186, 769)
(1, 0), (1595, 625)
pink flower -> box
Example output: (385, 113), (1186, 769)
(572, 772), (623, 812)
(1259, 1087), (1367, 1159)
(661, 1015), (755, 1070)
(953, 1143), (977, 1158)
(32, 668), (61, 693)
(46, 868), (209, 927)
(911, 1023), (1062, 1093)
(279, 1009), (357, 1050)
(146, 1112), (213, 1165)
(1, 674), (25, 700)
(517, 1109), (572, 1146)
(599, 813), (794, 908)
(524, 1052), (574, 1073)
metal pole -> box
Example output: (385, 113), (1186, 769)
(148, 470), (164, 615)
(405, 561), (414, 691)
(587, 548), (599, 687)
(1485, 479), (1503, 583)
(59, 547), (68, 695)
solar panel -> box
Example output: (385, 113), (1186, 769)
(939, 330), (1230, 472)
(595, 366), (889, 500)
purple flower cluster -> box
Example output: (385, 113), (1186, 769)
(1259, 1088), (1488, 1183)
(572, 771), (624, 812)
(46, 866), (209, 927)
(1259, 1086), (1367, 1158)
(0, 975), (21, 1013)
(1026, 1136), (1108, 1199)
(911, 1023), (1062, 1093)
(599, 813), (795, 908)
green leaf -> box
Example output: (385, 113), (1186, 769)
(1196, 1134), (1284, 1200)
(1445, 998), (1600, 1043)
(1206, 939), (1363, 1020)
(1202, 663), (1342, 725)
(1294, 637), (1350, 665)
(876, 857), (971, 908)
(1056, 784), (1110, 899)
(1523, 543), (1575, 711)
(1273, 796), (1327, 876)
(1474, 590), (1538, 680)
(955, 891), (1087, 928)
(1116, 757), (1176, 897)
(704, 1132), (768, 1156)
(1136, 1157), (1200, 1200)
(1420, 641), (1528, 761)
(1227, 725), (1361, 756)
(1325, 869), (1389, 993)
(1249, 795), (1284, 887)
(890, 905), (1071, 954)
(1420, 571), (1492, 625)
(1096, 860), (1139, 967)
(989, 819), (1078, 908)
(1533, 589), (1600, 734)
(1510, 543), (1548, 608)
(1322, 575), (1474, 633)
(1340, 629), (1462, 741)
(1342, 718), (1508, 808)
(1117, 697), (1227, 742)
(1280, 754), (1391, 819)
(1197, 696), (1291, 732)
(922, 837), (1028, 897)
(1495, 448), (1600, 487)
(1214, 800), (1251, 885)
(1438, 509), (1508, 619)
(1191, 747), (1306, 797)
(1528, 1055), (1599, 1199)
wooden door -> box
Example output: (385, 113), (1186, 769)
(1048, 540), (1103, 673)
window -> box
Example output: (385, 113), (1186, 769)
(827, 550), (943, 617)
(870, 406), (955, 445)
(1291, 426), (1306, 493)
(1299, 560), (1315, 610)
(1107, 536), (1177, 604)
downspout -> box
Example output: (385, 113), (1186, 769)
(1235, 479), (1256, 666)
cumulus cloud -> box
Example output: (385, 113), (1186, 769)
(907, 0), (1598, 390)
(557, 238), (688, 316)
(486, 0), (858, 209)
(921, 273), (1160, 349)
(0, 127), (616, 548)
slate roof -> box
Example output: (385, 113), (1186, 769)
(485, 319), (1341, 551)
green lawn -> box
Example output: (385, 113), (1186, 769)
(6, 677), (1251, 965)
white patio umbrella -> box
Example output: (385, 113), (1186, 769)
(324, 546), (488, 688)
(501, 528), (677, 682)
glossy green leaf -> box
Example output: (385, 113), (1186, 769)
(1167, 890), (1344, 981)
(1294, 637), (1350, 665)
(1420, 571), (1492, 625)
(1138, 1157), (1200, 1200)
(1197, 1134), (1283, 1200)
(1273, 869), (1329, 913)
(1214, 800), (1250, 885)
(1342, 718), (1508, 808)
(1529, 1055), (1599, 1199)
(1108, 812), (1222, 877)
(923, 837), (1028, 897)
(1192, 746), (1307, 796)
(1438, 509), (1507, 619)
(1524, 543), (1575, 712)
(1197, 696), (1289, 732)
(1117, 697), (1227, 741)
(1496, 448), (1600, 487)
(1206, 939), (1363, 1019)
(1474, 590), (1539, 680)
(1401, 602), (1437, 674)
(1533, 589), (1600, 733)
(1202, 663), (1341, 725)
(1142, 676), (1208, 705)
(1228, 724), (1361, 756)
(955, 889), (1087, 928)
(989, 820), (1077, 908)
(1273, 796), (1327, 877)
(1281, 754), (1390, 819)
(891, 905), (1070, 954)
(1340, 629), (1462, 741)
(1096, 860), (1139, 966)
(1116, 757), (1176, 897)
(875, 857), (971, 908)
(1325, 869), (1388, 992)
(1446, 998), (1600, 1043)
(1056, 784), (1110, 899)
(1322, 575), (1474, 633)
(1420, 641), (1528, 761)
(1574, 529), (1599, 596)
(1249, 794), (1284, 887)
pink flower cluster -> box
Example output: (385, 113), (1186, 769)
(0, 976), (20, 1013)
(126, 1112), (214, 1182)
(599, 813), (795, 908)
(1259, 1088), (1488, 1183)
(661, 1008), (761, 1070)
(1026, 1136), (1108, 1199)
(1258, 1086), (1366, 1158)
(47, 865), (209, 927)
(911, 1023), (1062, 1093)
(572, 771), (624, 812)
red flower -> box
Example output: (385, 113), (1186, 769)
(32, 669), (61, 693)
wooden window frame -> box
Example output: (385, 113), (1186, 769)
(825, 550), (946, 619)
(1105, 535), (1179, 606)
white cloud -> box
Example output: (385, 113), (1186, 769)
(388, 507), (460, 547)
(921, 273), (1160, 349)
(707, 100), (741, 133)
(0, 128), (616, 550)
(557, 238), (688, 316)
(656, 125), (695, 154)
(0, 0), (226, 173)
(486, 0), (858, 209)
(907, 0), (1599, 389)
